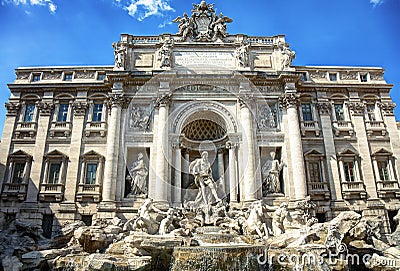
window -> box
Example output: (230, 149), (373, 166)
(42, 214), (54, 239)
(366, 104), (376, 121)
(57, 103), (69, 122)
(12, 162), (25, 183)
(48, 163), (61, 184)
(97, 74), (106, 81)
(378, 160), (390, 182)
(92, 103), (103, 122)
(344, 161), (356, 182)
(301, 72), (308, 81)
(309, 161), (321, 182)
(24, 104), (35, 122)
(301, 103), (313, 121)
(334, 104), (345, 121)
(360, 73), (368, 82)
(85, 163), (98, 184)
(81, 215), (93, 226)
(329, 73), (337, 81)
(64, 73), (73, 81)
(32, 74), (41, 82)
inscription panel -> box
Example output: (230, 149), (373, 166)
(174, 51), (235, 68)
(134, 53), (154, 67)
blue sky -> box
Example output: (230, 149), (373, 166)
(0, 0), (399, 138)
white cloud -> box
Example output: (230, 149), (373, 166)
(370, 0), (384, 7)
(2, 0), (57, 13)
(122, 0), (175, 21)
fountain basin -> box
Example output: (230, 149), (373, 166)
(170, 245), (265, 271)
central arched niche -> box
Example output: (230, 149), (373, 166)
(179, 109), (230, 202)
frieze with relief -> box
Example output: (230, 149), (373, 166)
(340, 72), (358, 80)
(42, 72), (62, 80)
(129, 105), (153, 131)
(74, 71), (96, 79)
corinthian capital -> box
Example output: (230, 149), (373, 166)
(155, 93), (172, 108)
(278, 93), (299, 109)
(72, 101), (88, 116)
(37, 101), (54, 116)
(5, 102), (20, 116)
(348, 102), (365, 116)
(378, 102), (396, 116)
(108, 94), (131, 109)
(316, 102), (332, 115)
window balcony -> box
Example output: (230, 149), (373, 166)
(85, 121), (107, 137)
(49, 121), (72, 137)
(308, 181), (330, 200)
(376, 181), (400, 198)
(332, 120), (354, 137)
(2, 183), (27, 201)
(76, 184), (101, 202)
(15, 121), (37, 138)
(300, 121), (320, 137)
(365, 120), (386, 136)
(39, 183), (64, 202)
(341, 181), (367, 199)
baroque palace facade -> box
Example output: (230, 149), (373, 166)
(1, 1), (400, 237)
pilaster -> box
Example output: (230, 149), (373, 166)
(316, 100), (342, 201)
(64, 94), (88, 202)
(26, 98), (53, 202)
(349, 100), (377, 198)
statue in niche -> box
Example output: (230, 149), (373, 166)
(189, 151), (221, 206)
(172, 13), (194, 41)
(127, 153), (148, 196)
(157, 40), (174, 68)
(129, 106), (151, 130)
(262, 151), (284, 196)
(235, 42), (250, 67)
(112, 42), (127, 70)
(279, 42), (296, 70)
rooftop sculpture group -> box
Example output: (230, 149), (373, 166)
(173, 0), (233, 42)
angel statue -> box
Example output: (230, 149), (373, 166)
(262, 151), (284, 196)
(127, 153), (148, 196)
(172, 13), (194, 41)
(211, 13), (233, 40)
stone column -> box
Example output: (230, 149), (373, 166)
(349, 101), (377, 198)
(239, 96), (257, 202)
(279, 90), (307, 200)
(102, 94), (129, 203)
(217, 149), (225, 194)
(317, 101), (343, 200)
(64, 99), (88, 202)
(173, 143), (182, 205)
(182, 150), (190, 189)
(0, 102), (21, 190)
(26, 100), (54, 202)
(154, 94), (171, 204)
(226, 141), (238, 202)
